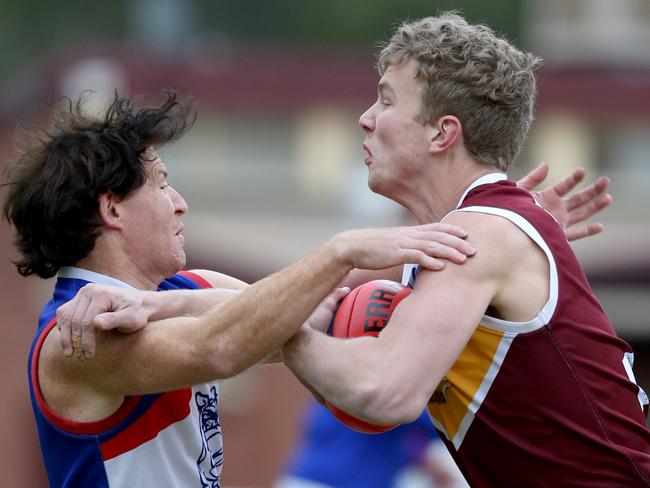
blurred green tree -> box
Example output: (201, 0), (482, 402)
(0, 0), (521, 81)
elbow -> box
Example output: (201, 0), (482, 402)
(393, 396), (428, 424)
(205, 338), (265, 379)
(196, 336), (240, 380)
(194, 313), (270, 380)
(208, 356), (238, 380)
(207, 340), (248, 379)
(358, 377), (428, 426)
(192, 320), (258, 380)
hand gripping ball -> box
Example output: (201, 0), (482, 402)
(325, 279), (412, 433)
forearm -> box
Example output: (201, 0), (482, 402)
(144, 288), (241, 321)
(287, 353), (326, 405)
(282, 327), (403, 424)
(194, 239), (353, 377)
(339, 266), (402, 289)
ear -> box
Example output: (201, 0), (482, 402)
(98, 192), (123, 230)
(428, 115), (462, 154)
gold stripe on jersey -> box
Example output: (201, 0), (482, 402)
(427, 324), (514, 449)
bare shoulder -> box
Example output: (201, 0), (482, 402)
(188, 269), (249, 289)
(403, 211), (516, 309)
(443, 209), (530, 242)
(442, 209), (550, 322)
(441, 210), (532, 276)
(38, 325), (125, 422)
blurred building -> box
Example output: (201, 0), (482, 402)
(522, 0), (650, 341)
(1, 1), (649, 486)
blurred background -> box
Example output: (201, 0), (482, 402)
(1, 0), (649, 486)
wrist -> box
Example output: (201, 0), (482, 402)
(282, 324), (312, 362)
(142, 290), (168, 321)
(325, 233), (354, 269)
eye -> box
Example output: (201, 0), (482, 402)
(160, 182), (170, 190)
(380, 97), (391, 106)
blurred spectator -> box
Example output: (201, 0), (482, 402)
(276, 400), (468, 488)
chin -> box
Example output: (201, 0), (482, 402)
(367, 173), (381, 193)
(367, 175), (389, 197)
(169, 250), (187, 275)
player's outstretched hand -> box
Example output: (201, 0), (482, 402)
(331, 222), (475, 272)
(517, 162), (612, 241)
(56, 284), (148, 359)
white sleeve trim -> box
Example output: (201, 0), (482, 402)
(451, 206), (559, 334)
(401, 264), (418, 287)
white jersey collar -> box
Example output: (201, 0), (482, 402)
(403, 172), (507, 287)
(455, 172), (507, 209)
(58, 266), (136, 289)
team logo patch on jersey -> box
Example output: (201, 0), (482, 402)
(430, 379), (453, 404)
(196, 386), (223, 488)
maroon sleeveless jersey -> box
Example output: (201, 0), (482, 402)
(422, 175), (650, 487)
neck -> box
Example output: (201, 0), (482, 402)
(400, 160), (501, 225)
(75, 236), (162, 291)
(75, 261), (160, 290)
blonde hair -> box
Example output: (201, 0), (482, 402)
(378, 12), (542, 171)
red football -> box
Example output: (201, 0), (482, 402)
(325, 279), (412, 434)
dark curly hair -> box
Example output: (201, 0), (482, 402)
(2, 90), (196, 278)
